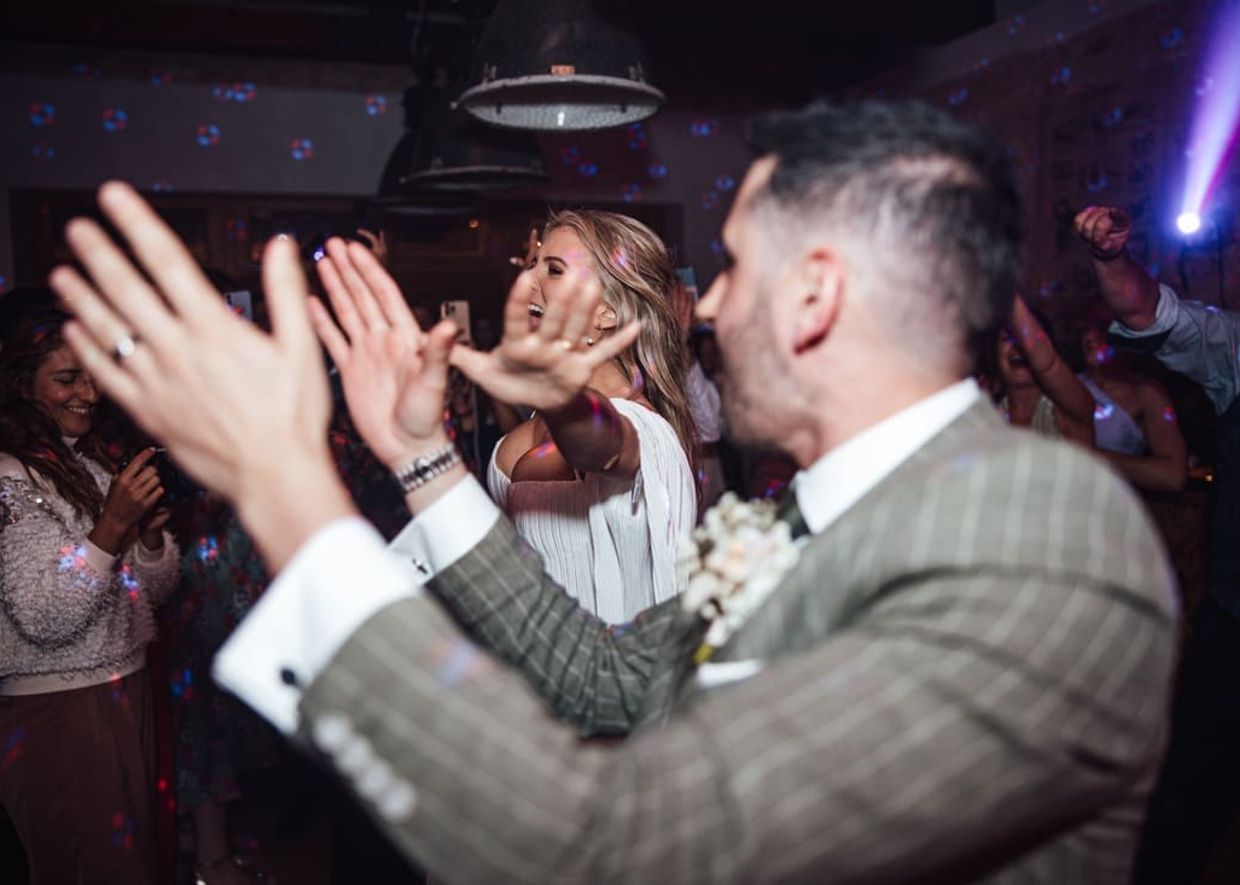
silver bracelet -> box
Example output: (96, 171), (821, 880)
(392, 443), (462, 492)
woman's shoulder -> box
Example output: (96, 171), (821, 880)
(0, 452), (31, 483)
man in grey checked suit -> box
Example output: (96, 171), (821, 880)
(53, 102), (1177, 884)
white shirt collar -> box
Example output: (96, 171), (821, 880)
(794, 379), (980, 535)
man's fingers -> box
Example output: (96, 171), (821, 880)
(589, 320), (641, 366)
(96, 181), (220, 324)
(326, 239), (386, 330)
(51, 265), (162, 381)
(61, 321), (146, 421)
(263, 236), (315, 354)
(316, 255), (364, 344)
(502, 270), (538, 340)
(536, 267), (586, 341)
(347, 241), (419, 339)
(559, 275), (602, 346)
(307, 297), (351, 368)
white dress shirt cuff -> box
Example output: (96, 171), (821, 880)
(213, 516), (421, 734)
(388, 474), (501, 578)
(1109, 283), (1178, 339)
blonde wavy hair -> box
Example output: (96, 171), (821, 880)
(544, 209), (698, 485)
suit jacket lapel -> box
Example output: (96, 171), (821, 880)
(689, 400), (1004, 670)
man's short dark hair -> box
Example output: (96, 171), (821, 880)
(747, 101), (1024, 364)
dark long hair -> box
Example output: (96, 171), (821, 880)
(0, 289), (113, 519)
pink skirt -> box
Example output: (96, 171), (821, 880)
(0, 669), (158, 885)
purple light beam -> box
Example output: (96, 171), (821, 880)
(1179, 0), (1240, 221)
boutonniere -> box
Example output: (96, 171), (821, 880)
(679, 493), (802, 665)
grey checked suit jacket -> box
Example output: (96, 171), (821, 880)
(299, 400), (1178, 884)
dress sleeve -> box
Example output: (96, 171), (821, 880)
(609, 399), (697, 612)
(0, 474), (119, 649)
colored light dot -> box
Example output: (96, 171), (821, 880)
(576, 161), (598, 178)
(29, 102), (55, 126)
(196, 124), (221, 147)
(150, 70), (172, 86)
(647, 164), (668, 179)
(689, 118), (719, 137)
(620, 183), (642, 202)
(1176, 212), (1201, 235)
(1161, 27), (1183, 49)
(701, 192), (720, 211)
(151, 181), (174, 192)
(559, 145), (580, 166)
(714, 174), (735, 191)
(365, 95), (388, 116)
(102, 108), (128, 133)
(290, 138), (314, 161)
(467, 218), (480, 229)
(32, 142), (55, 161)
(1050, 66), (1072, 85)
(948, 88), (969, 107)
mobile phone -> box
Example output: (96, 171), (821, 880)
(224, 289), (253, 322)
(440, 300), (472, 345)
(675, 267), (699, 301)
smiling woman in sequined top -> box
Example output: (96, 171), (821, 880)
(0, 291), (179, 885)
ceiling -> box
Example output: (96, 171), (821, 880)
(1, 0), (996, 107)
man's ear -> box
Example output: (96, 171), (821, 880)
(792, 246), (844, 353)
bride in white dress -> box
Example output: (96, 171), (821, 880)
(474, 210), (698, 624)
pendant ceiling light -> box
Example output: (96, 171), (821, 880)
(400, 84), (550, 191)
(457, 0), (665, 131)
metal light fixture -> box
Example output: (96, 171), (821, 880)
(458, 0), (665, 131)
(400, 84), (549, 191)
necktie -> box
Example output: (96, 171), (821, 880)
(774, 487), (809, 540)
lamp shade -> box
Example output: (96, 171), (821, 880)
(401, 89), (549, 191)
(458, 0), (664, 131)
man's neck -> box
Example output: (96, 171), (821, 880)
(791, 370), (964, 468)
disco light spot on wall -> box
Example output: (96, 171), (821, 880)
(110, 813), (134, 851)
(224, 218), (249, 243)
(365, 95), (389, 116)
(29, 103), (55, 126)
(1088, 0), (1106, 14)
(0, 273), (7, 291)
(972, 57), (991, 76)
(149, 70), (173, 86)
(213, 81), (257, 103)
(626, 122), (648, 150)
(1160, 27), (1184, 50)
(1006, 15), (1026, 36)
(1049, 66), (1072, 85)
(714, 175), (735, 192)
(1098, 106), (1124, 128)
(290, 138), (314, 161)
(620, 183), (642, 202)
(31, 142), (55, 161)
(1087, 171), (1109, 193)
(701, 192), (720, 211)
(948, 88), (969, 107)
(196, 124), (221, 147)
(576, 161), (598, 178)
(559, 145), (580, 166)
(710, 238), (725, 258)
(70, 63), (101, 78)
(151, 181), (174, 192)
(102, 108), (128, 133)
(689, 118), (720, 138)
(647, 163), (667, 180)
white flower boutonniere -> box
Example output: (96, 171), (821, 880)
(679, 492), (802, 664)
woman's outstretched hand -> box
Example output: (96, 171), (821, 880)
(450, 267), (640, 411)
(310, 238), (457, 468)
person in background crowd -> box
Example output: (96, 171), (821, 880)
(672, 279), (727, 507)
(1077, 304), (1187, 493)
(1076, 204), (1240, 884)
(0, 292), (179, 885)
(996, 295), (1095, 445)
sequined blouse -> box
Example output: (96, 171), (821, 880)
(0, 451), (180, 693)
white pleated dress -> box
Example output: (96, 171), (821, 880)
(487, 398), (696, 624)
